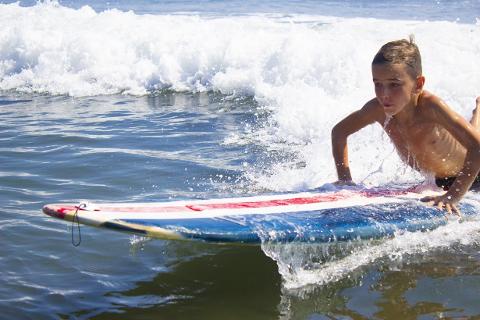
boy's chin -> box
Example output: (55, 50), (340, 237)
(383, 107), (398, 116)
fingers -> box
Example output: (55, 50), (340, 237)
(445, 203), (452, 215)
(421, 196), (461, 216)
(446, 203), (461, 216)
(437, 201), (444, 211)
(452, 204), (461, 216)
(436, 201), (461, 216)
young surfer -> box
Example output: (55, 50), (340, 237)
(331, 37), (480, 215)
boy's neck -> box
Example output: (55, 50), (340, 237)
(392, 91), (423, 124)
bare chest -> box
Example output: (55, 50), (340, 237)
(382, 119), (465, 176)
(385, 120), (435, 148)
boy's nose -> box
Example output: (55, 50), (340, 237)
(381, 88), (391, 100)
(380, 92), (392, 105)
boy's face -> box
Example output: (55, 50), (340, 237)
(372, 63), (423, 116)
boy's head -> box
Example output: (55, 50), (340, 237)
(372, 36), (422, 78)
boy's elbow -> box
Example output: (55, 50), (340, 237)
(473, 145), (480, 163)
(331, 124), (340, 138)
(470, 137), (480, 158)
(467, 142), (480, 168)
(331, 124), (347, 142)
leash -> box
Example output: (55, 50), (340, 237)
(72, 203), (87, 247)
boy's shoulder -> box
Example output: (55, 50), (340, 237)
(360, 98), (386, 122)
(418, 91), (452, 116)
(360, 97), (383, 113)
(418, 91), (468, 127)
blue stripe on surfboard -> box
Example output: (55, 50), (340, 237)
(120, 202), (477, 243)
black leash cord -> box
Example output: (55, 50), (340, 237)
(72, 203), (86, 247)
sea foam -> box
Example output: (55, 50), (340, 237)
(1, 1), (479, 189)
(262, 202), (480, 290)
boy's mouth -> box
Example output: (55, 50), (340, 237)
(383, 103), (394, 108)
(382, 103), (398, 114)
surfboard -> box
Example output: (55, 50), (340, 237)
(42, 188), (478, 244)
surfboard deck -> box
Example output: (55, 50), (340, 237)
(42, 188), (478, 244)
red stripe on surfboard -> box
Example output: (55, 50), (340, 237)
(185, 193), (352, 211)
(185, 189), (409, 211)
(44, 189), (409, 215)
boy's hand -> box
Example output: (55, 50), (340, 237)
(420, 194), (461, 216)
(333, 180), (356, 187)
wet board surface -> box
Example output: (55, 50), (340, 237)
(42, 188), (478, 244)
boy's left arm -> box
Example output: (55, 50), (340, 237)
(421, 97), (480, 215)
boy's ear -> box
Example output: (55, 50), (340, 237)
(415, 76), (425, 93)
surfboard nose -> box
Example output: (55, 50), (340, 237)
(42, 204), (73, 220)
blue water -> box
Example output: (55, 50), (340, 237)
(1, 0), (480, 319)
(4, 0), (480, 22)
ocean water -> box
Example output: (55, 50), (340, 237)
(1, 0), (480, 319)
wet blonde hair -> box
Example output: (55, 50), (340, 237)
(372, 35), (422, 78)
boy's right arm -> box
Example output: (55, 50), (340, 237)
(331, 99), (382, 184)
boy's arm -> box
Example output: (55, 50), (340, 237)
(422, 97), (480, 214)
(331, 99), (382, 184)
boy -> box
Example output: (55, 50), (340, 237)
(331, 37), (480, 215)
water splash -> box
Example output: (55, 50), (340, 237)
(260, 193), (480, 292)
(129, 235), (151, 255)
(2, 1), (479, 191)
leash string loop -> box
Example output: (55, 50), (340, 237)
(72, 203), (86, 247)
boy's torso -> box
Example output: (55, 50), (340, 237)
(374, 96), (467, 178)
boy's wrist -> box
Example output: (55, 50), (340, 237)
(443, 185), (466, 203)
(339, 174), (352, 182)
(334, 179), (356, 186)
